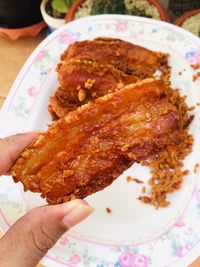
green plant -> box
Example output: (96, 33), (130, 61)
(91, 0), (126, 15)
(91, 0), (152, 18)
(52, 0), (75, 13)
(127, 7), (151, 17)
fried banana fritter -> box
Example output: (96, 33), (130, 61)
(11, 79), (184, 204)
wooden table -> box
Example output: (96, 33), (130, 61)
(0, 32), (45, 108)
(0, 33), (199, 267)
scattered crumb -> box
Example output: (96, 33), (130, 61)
(193, 72), (200, 81)
(106, 207), (112, 214)
(141, 160), (150, 166)
(126, 176), (143, 183)
(182, 169), (189, 175)
(187, 106), (195, 111)
(196, 102), (200, 106)
(141, 186), (146, 193)
(194, 163), (200, 173)
(178, 71), (182, 75)
(138, 196), (151, 204)
(191, 63), (200, 70)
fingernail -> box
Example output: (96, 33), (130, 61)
(62, 202), (94, 228)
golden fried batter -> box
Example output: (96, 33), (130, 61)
(49, 37), (169, 119)
(61, 37), (168, 76)
(49, 59), (138, 118)
(11, 79), (184, 204)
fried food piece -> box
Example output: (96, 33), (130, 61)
(49, 37), (169, 119)
(49, 59), (138, 118)
(11, 78), (183, 204)
(61, 37), (168, 76)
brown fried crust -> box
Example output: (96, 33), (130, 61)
(11, 78), (184, 204)
(61, 37), (167, 76)
(49, 37), (169, 119)
(49, 58), (138, 118)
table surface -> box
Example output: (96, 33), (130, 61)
(0, 30), (199, 267)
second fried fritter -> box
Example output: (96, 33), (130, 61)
(49, 37), (169, 119)
(49, 58), (138, 118)
(61, 37), (168, 76)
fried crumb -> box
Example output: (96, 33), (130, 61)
(191, 63), (200, 70)
(84, 79), (96, 90)
(193, 72), (200, 81)
(126, 176), (132, 182)
(106, 207), (112, 214)
(141, 160), (150, 166)
(138, 196), (151, 204)
(182, 169), (189, 175)
(178, 71), (182, 75)
(197, 102), (200, 106)
(141, 186), (146, 193)
(126, 176), (143, 183)
(187, 106), (195, 111)
(92, 92), (97, 97)
(194, 163), (200, 173)
(78, 89), (87, 102)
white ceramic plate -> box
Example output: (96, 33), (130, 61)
(0, 15), (200, 267)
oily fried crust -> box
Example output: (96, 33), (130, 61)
(11, 79), (184, 204)
(49, 37), (169, 119)
(49, 59), (138, 118)
(61, 37), (168, 76)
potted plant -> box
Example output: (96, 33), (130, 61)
(40, 0), (75, 32)
(174, 9), (200, 37)
(0, 0), (46, 40)
(65, 0), (169, 23)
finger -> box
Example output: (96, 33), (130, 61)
(0, 199), (94, 267)
(0, 132), (39, 175)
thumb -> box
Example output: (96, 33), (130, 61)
(0, 199), (94, 267)
(0, 132), (39, 175)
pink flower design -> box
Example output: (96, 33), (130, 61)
(175, 217), (185, 227)
(69, 254), (81, 265)
(187, 55), (200, 65)
(196, 189), (200, 202)
(185, 227), (193, 235)
(138, 29), (144, 35)
(59, 33), (75, 44)
(119, 252), (148, 267)
(195, 54), (200, 64)
(119, 252), (135, 267)
(37, 50), (45, 60)
(28, 87), (38, 98)
(59, 235), (69, 246)
(177, 244), (191, 258)
(116, 22), (128, 32)
(133, 255), (148, 267)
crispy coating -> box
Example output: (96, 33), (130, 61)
(49, 59), (138, 118)
(61, 37), (167, 76)
(49, 37), (169, 119)
(11, 79), (184, 204)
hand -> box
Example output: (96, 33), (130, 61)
(0, 133), (94, 267)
